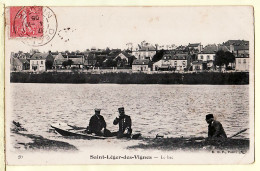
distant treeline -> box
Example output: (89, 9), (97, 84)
(10, 72), (249, 84)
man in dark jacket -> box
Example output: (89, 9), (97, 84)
(113, 107), (132, 138)
(206, 114), (227, 138)
(88, 108), (107, 136)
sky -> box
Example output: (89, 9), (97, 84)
(6, 6), (254, 53)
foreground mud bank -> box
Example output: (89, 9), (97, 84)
(10, 122), (249, 153)
(12, 132), (249, 153)
(12, 132), (78, 151)
(128, 137), (249, 152)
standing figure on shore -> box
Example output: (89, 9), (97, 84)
(206, 114), (227, 139)
(113, 107), (132, 138)
(87, 108), (107, 136)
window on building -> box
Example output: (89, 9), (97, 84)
(32, 61), (34, 64)
(238, 59), (241, 64)
(207, 55), (210, 60)
(182, 61), (186, 65)
(200, 55), (203, 60)
(174, 61), (177, 66)
(243, 59), (246, 63)
(37, 61), (38, 64)
(41, 61), (43, 64)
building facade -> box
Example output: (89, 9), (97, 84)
(30, 52), (54, 71)
(30, 58), (46, 71)
(131, 41), (156, 60)
(132, 59), (152, 71)
(153, 53), (188, 71)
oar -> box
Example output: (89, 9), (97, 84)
(229, 128), (249, 138)
(67, 124), (86, 130)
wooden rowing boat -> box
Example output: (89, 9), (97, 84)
(51, 122), (141, 139)
(51, 123), (112, 139)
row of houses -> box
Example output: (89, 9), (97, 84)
(10, 50), (136, 72)
(10, 40), (250, 72)
(141, 40), (249, 72)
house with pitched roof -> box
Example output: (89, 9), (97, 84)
(224, 40), (249, 52)
(192, 60), (207, 71)
(194, 44), (218, 70)
(222, 40), (249, 71)
(235, 53), (249, 71)
(131, 41), (156, 60)
(84, 53), (97, 67)
(153, 53), (188, 71)
(157, 44), (177, 50)
(187, 43), (203, 52)
(71, 58), (84, 68)
(30, 52), (54, 71)
(113, 51), (136, 66)
(132, 59), (152, 71)
(10, 57), (30, 71)
(53, 53), (67, 69)
(224, 40), (249, 57)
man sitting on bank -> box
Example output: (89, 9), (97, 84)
(206, 114), (227, 139)
(113, 107), (132, 138)
(87, 108), (107, 136)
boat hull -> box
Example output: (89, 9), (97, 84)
(51, 124), (110, 139)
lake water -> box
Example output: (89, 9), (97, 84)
(9, 83), (249, 139)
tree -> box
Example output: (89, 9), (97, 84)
(214, 50), (235, 71)
(67, 59), (73, 66)
(105, 47), (111, 54)
(214, 50), (226, 71)
(152, 50), (165, 62)
(191, 54), (197, 62)
(225, 51), (235, 69)
(62, 59), (73, 68)
(128, 56), (136, 66)
(104, 58), (117, 67)
(62, 61), (68, 68)
(46, 60), (53, 70)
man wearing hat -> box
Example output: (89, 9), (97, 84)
(206, 114), (227, 138)
(87, 108), (107, 136)
(113, 107), (132, 138)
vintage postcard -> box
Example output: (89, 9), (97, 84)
(4, 6), (254, 165)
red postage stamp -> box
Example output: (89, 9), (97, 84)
(10, 6), (43, 38)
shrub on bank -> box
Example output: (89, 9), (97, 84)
(10, 72), (249, 84)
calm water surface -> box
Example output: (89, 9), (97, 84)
(10, 83), (249, 139)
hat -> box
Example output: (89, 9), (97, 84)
(118, 107), (124, 111)
(94, 108), (101, 112)
(206, 114), (214, 120)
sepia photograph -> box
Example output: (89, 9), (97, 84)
(4, 6), (254, 165)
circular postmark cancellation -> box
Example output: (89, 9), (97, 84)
(11, 6), (58, 47)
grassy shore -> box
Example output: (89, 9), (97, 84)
(10, 71), (249, 84)
(11, 121), (248, 152)
(128, 137), (249, 152)
(12, 132), (249, 153)
(13, 132), (78, 151)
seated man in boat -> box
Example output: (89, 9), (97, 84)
(87, 108), (107, 136)
(113, 107), (132, 138)
(206, 114), (227, 139)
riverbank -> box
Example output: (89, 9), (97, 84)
(128, 137), (249, 153)
(10, 71), (249, 84)
(12, 132), (78, 151)
(11, 131), (249, 153)
(10, 121), (249, 153)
